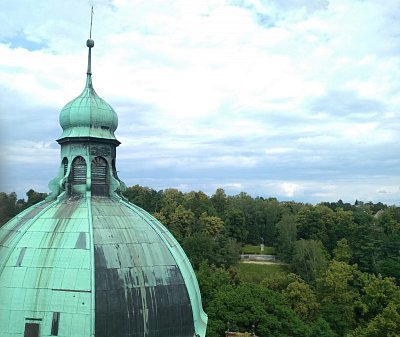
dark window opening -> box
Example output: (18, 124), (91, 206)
(71, 156), (87, 185)
(112, 159), (118, 178)
(91, 156), (108, 196)
(24, 323), (39, 337)
(51, 312), (60, 336)
(62, 157), (68, 176)
(100, 126), (110, 130)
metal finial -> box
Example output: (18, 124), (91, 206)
(87, 6), (95, 49)
(89, 6), (94, 39)
(86, 6), (94, 76)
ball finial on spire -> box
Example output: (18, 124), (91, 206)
(87, 39), (94, 48)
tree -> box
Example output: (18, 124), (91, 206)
(123, 184), (161, 212)
(316, 260), (364, 335)
(196, 261), (236, 308)
(291, 239), (328, 284)
(283, 280), (319, 322)
(348, 221), (382, 274)
(258, 198), (282, 246)
(226, 192), (256, 243)
(0, 190), (47, 227)
(169, 205), (196, 239)
(25, 189), (48, 207)
(261, 272), (302, 293)
(276, 214), (297, 262)
(333, 238), (351, 263)
(207, 283), (309, 337)
(224, 208), (247, 242)
(347, 303), (400, 337)
(0, 192), (19, 226)
(210, 188), (228, 217)
(160, 188), (183, 215)
(182, 191), (216, 218)
(199, 212), (224, 236)
(182, 233), (216, 269)
(182, 233), (240, 269)
(296, 205), (334, 248)
(360, 274), (400, 322)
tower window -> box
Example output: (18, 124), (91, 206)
(71, 156), (87, 185)
(62, 157), (68, 176)
(51, 312), (60, 336)
(91, 156), (108, 196)
(24, 323), (39, 337)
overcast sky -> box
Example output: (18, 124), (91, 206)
(1, 0), (400, 204)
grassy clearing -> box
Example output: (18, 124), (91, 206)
(235, 261), (289, 284)
(241, 245), (275, 255)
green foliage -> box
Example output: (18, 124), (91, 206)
(316, 260), (364, 335)
(123, 184), (162, 212)
(182, 233), (240, 269)
(261, 272), (301, 292)
(308, 317), (337, 337)
(333, 238), (352, 263)
(347, 302), (400, 337)
(360, 274), (400, 322)
(210, 188), (228, 216)
(291, 239), (328, 284)
(224, 208), (247, 242)
(169, 205), (196, 238)
(183, 191), (216, 217)
(0, 190), (47, 227)
(0, 192), (19, 226)
(196, 261), (237, 308)
(276, 213), (297, 262)
(199, 212), (224, 236)
(207, 283), (309, 337)
(25, 189), (48, 207)
(283, 279), (319, 322)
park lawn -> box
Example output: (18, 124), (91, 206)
(235, 262), (289, 284)
(241, 244), (275, 255)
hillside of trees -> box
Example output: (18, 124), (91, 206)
(1, 186), (400, 336)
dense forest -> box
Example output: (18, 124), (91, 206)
(1, 186), (400, 336)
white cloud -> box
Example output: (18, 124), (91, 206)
(1, 0), (400, 204)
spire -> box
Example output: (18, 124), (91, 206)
(58, 4), (119, 145)
(86, 6), (94, 86)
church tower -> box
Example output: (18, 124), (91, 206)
(0, 26), (207, 337)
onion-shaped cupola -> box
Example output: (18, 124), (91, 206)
(48, 37), (124, 198)
(58, 39), (119, 143)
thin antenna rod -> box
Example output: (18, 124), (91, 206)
(89, 6), (94, 39)
(86, 6), (95, 77)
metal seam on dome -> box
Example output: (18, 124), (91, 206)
(86, 194), (96, 337)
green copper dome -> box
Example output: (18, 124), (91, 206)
(0, 197), (207, 337)
(58, 40), (118, 143)
(0, 33), (207, 337)
(58, 76), (118, 141)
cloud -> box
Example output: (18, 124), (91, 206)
(1, 0), (400, 205)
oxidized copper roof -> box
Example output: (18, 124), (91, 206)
(0, 196), (207, 336)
